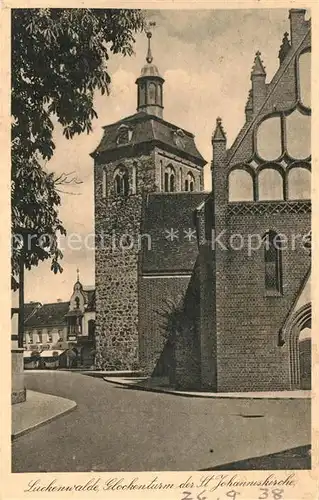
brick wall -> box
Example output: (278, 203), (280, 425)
(208, 13), (311, 392)
(174, 265), (201, 390)
(138, 275), (192, 375)
(216, 210), (310, 391)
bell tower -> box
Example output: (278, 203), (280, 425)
(92, 24), (206, 373)
(136, 24), (164, 118)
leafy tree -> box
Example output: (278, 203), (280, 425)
(11, 8), (145, 289)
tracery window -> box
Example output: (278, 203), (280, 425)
(287, 166), (311, 200)
(228, 169), (254, 201)
(185, 172), (195, 192)
(298, 50), (311, 109)
(164, 165), (175, 192)
(114, 166), (129, 196)
(258, 168), (284, 201)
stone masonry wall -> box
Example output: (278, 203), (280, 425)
(94, 152), (156, 370)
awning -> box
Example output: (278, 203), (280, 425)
(40, 350), (64, 358)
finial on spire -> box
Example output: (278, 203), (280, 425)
(145, 21), (156, 64)
(76, 268), (80, 282)
(251, 51), (266, 77)
(278, 32), (291, 64)
(212, 117), (226, 142)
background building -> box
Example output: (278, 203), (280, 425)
(23, 274), (96, 368)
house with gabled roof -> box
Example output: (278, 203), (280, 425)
(24, 272), (96, 367)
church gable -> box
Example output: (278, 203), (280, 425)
(227, 10), (311, 168)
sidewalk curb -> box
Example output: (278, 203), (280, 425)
(12, 401), (77, 441)
(103, 377), (311, 400)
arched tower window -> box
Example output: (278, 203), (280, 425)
(139, 84), (146, 106)
(132, 162), (138, 195)
(75, 297), (80, 309)
(156, 84), (162, 105)
(148, 83), (156, 105)
(164, 165), (175, 192)
(185, 172), (195, 192)
(263, 231), (283, 295)
(114, 166), (129, 196)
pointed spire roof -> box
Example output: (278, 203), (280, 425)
(212, 117), (226, 142)
(251, 51), (266, 77)
(279, 32), (291, 64)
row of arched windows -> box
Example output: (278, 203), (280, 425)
(229, 165), (311, 202)
(162, 163), (196, 193)
(256, 108), (310, 162)
(101, 163), (198, 198)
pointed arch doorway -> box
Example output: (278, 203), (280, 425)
(286, 302), (311, 390)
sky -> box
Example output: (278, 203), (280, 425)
(23, 8), (304, 304)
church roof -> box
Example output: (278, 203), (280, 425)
(24, 301), (70, 328)
(212, 117), (226, 142)
(141, 192), (209, 273)
(138, 62), (162, 79)
(91, 112), (206, 167)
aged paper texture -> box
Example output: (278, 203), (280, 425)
(1, 1), (318, 499)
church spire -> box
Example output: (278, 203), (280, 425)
(251, 51), (266, 77)
(212, 117), (227, 143)
(250, 51), (267, 113)
(136, 23), (165, 119)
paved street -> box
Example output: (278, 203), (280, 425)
(12, 372), (310, 472)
